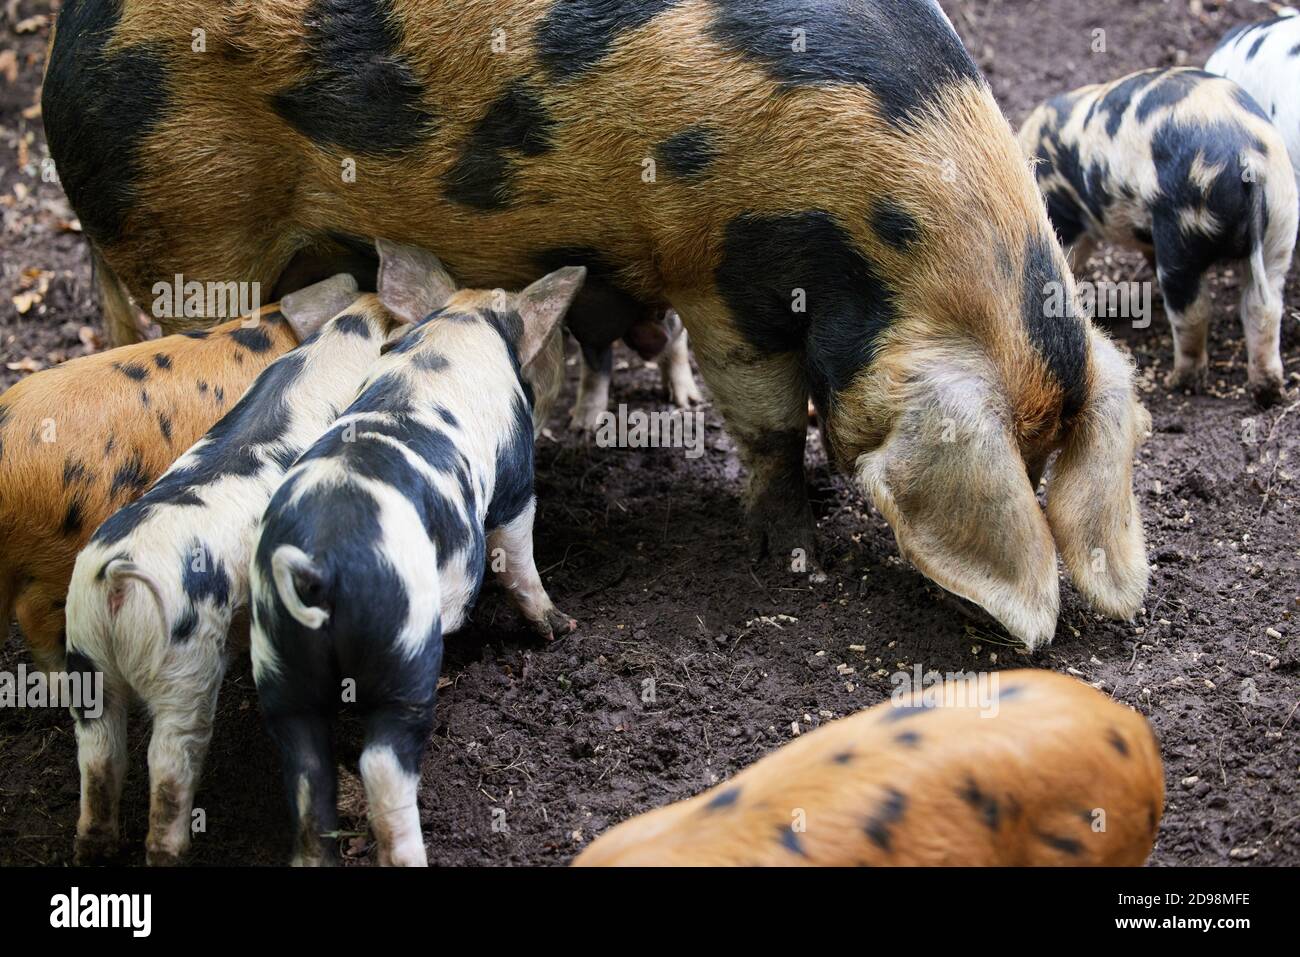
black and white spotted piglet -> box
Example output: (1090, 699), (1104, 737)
(1019, 67), (1298, 404)
(249, 241), (584, 867)
(64, 275), (406, 866)
(1207, 14), (1300, 193)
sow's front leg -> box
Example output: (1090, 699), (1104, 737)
(675, 293), (824, 583)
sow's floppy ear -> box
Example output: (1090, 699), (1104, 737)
(856, 361), (1060, 651)
(515, 266), (587, 366)
(279, 273), (360, 341)
(1046, 328), (1150, 620)
(376, 238), (459, 324)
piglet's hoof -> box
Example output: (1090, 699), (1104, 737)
(1248, 375), (1285, 409)
(567, 402), (605, 433)
(665, 371), (705, 408)
(145, 848), (184, 867)
(1166, 364), (1208, 394)
(534, 607), (577, 641)
(74, 832), (120, 866)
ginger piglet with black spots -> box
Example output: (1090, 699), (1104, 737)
(0, 297), (335, 672)
(574, 670), (1163, 866)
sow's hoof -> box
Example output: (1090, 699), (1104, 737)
(748, 520), (828, 585)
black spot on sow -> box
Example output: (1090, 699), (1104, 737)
(271, 0), (436, 155)
(656, 128), (718, 178)
(444, 83), (557, 210)
(715, 210), (899, 413)
(1037, 831), (1083, 856)
(42, 0), (171, 244)
(1021, 235), (1088, 420)
(535, 0), (681, 80)
(870, 197), (922, 251)
(708, 0), (981, 127)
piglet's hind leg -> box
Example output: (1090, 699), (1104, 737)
(1154, 221), (1215, 392)
(360, 707), (434, 867)
(1240, 255), (1287, 406)
(145, 691), (222, 866)
(73, 691), (128, 864)
(266, 712), (339, 866)
(569, 342), (613, 432)
(661, 324), (705, 408)
(488, 499), (576, 640)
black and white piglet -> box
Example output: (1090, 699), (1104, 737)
(64, 274), (406, 866)
(1207, 14), (1300, 193)
(249, 241), (584, 867)
(1019, 67), (1297, 404)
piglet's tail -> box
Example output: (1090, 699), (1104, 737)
(271, 545), (330, 630)
(103, 559), (169, 636)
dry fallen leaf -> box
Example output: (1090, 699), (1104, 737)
(12, 291), (41, 314)
(21, 101), (40, 120)
(5, 357), (43, 374)
(78, 325), (103, 351)
(17, 266), (52, 294)
(14, 14), (48, 33)
(0, 49), (17, 85)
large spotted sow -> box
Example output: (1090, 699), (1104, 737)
(44, 0), (1150, 649)
(250, 242), (581, 866)
(0, 302), (328, 672)
(574, 669), (1164, 866)
(1018, 68), (1298, 405)
(63, 275), (402, 866)
(1206, 13), (1300, 193)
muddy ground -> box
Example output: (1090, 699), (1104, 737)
(1, 0), (1296, 867)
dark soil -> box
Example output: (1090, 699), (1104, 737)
(1, 0), (1297, 867)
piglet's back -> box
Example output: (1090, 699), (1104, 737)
(0, 308), (298, 667)
(573, 670), (1163, 866)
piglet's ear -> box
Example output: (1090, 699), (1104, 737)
(856, 367), (1061, 651)
(376, 238), (458, 324)
(279, 273), (359, 341)
(516, 266), (586, 366)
